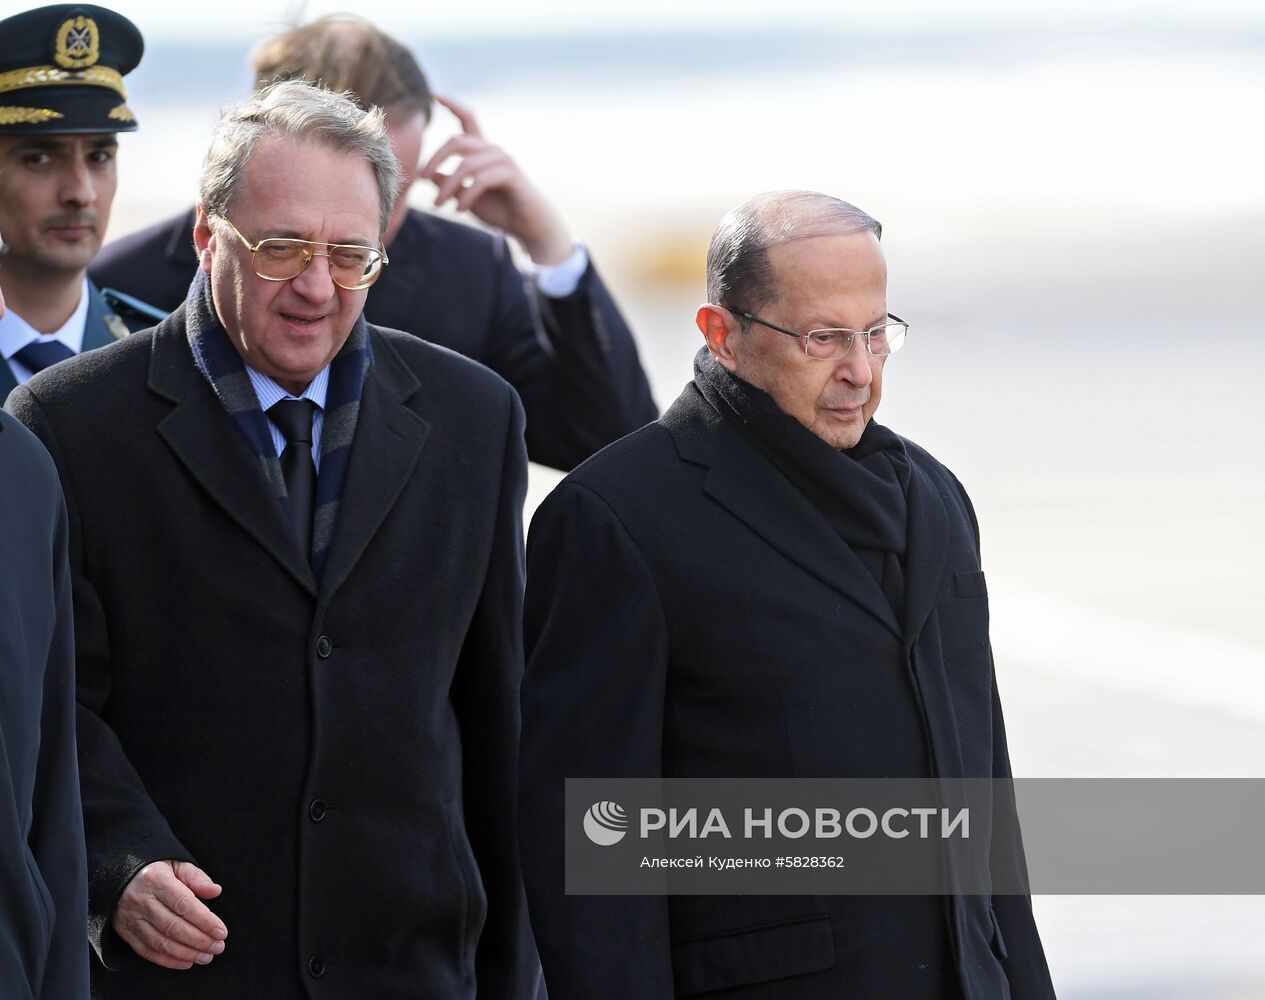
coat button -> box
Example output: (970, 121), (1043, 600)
(308, 955), (325, 978)
(316, 635), (332, 658)
(308, 799), (326, 822)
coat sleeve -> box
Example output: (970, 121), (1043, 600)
(988, 656), (1058, 1000)
(448, 387), (538, 997)
(6, 386), (194, 971)
(954, 477), (1056, 999)
(29, 464), (90, 998)
(520, 481), (674, 999)
(486, 243), (657, 471)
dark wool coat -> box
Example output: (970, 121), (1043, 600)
(520, 383), (1057, 999)
(7, 312), (537, 999)
(90, 207), (658, 471)
(0, 410), (89, 999)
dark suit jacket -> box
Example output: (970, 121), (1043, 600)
(89, 207), (658, 470)
(0, 280), (127, 401)
(520, 383), (1056, 999)
(0, 410), (88, 999)
(7, 313), (536, 999)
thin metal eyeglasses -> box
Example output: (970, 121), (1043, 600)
(728, 307), (909, 360)
(217, 217), (389, 291)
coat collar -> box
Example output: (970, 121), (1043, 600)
(664, 386), (901, 638)
(149, 310), (318, 594)
(315, 332), (428, 603)
(164, 207), (200, 267)
(663, 384), (949, 645)
(901, 458), (949, 649)
(149, 312), (429, 601)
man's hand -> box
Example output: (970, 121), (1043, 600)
(112, 859), (228, 970)
(420, 93), (574, 266)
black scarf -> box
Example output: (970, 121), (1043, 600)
(693, 347), (911, 622)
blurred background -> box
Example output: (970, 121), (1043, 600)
(101, 1), (1264, 995)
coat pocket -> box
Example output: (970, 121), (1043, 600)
(954, 570), (988, 599)
(442, 799), (488, 977)
(672, 914), (834, 996)
(988, 904), (1009, 961)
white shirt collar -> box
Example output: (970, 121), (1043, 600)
(0, 276), (91, 361)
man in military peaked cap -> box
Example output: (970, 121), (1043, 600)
(0, 4), (153, 403)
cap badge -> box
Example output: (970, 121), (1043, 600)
(53, 15), (100, 70)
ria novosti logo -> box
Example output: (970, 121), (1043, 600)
(583, 801), (629, 846)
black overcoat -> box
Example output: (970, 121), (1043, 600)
(520, 382), (1056, 999)
(7, 312), (536, 998)
(0, 410), (89, 999)
(89, 207), (658, 470)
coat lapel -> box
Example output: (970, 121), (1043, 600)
(900, 458), (949, 649)
(0, 361), (15, 402)
(665, 390), (902, 639)
(317, 332), (429, 604)
(149, 319), (318, 595)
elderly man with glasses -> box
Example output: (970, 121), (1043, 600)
(8, 79), (536, 999)
(519, 191), (1056, 999)
(91, 13), (657, 473)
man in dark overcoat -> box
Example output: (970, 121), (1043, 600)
(89, 14), (657, 471)
(8, 80), (535, 998)
(520, 191), (1057, 998)
(0, 267), (89, 1000)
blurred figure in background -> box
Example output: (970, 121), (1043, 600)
(91, 13), (657, 470)
(0, 3), (152, 403)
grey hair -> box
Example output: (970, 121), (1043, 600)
(198, 79), (402, 237)
(706, 191), (882, 327)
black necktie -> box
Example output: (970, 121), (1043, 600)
(14, 339), (75, 374)
(268, 399), (318, 557)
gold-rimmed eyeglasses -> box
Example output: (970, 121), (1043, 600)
(217, 216), (389, 291)
(729, 306), (908, 360)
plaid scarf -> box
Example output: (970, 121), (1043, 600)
(185, 270), (370, 581)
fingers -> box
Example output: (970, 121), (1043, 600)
(124, 917), (219, 970)
(453, 164), (519, 213)
(112, 860), (228, 971)
(432, 92), (483, 139)
(429, 148), (514, 208)
(420, 134), (509, 187)
(172, 859), (224, 900)
(416, 106), (567, 259)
